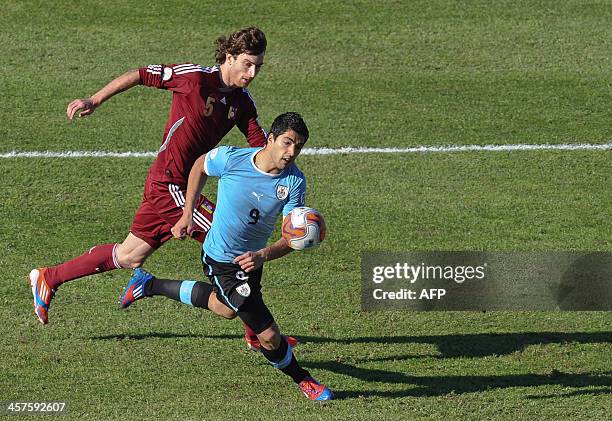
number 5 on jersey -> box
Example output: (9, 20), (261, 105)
(203, 96), (215, 117)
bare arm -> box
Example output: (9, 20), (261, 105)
(171, 154), (208, 239)
(66, 69), (141, 120)
(234, 237), (294, 273)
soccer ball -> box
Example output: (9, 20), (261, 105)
(281, 207), (326, 251)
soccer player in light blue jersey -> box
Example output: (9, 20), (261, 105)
(120, 112), (333, 401)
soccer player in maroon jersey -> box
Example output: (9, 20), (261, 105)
(29, 27), (290, 349)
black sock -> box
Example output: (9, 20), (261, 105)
(190, 282), (213, 309)
(145, 278), (213, 309)
(145, 278), (180, 298)
(280, 355), (310, 384)
(260, 337), (310, 383)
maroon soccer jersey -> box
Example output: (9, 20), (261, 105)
(139, 63), (267, 185)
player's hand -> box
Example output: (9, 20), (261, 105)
(171, 213), (194, 240)
(233, 250), (266, 273)
(66, 98), (97, 120)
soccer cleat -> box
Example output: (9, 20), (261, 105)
(29, 268), (55, 325)
(299, 376), (333, 401)
(120, 268), (154, 308)
(245, 334), (299, 351)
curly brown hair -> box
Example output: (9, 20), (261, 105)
(214, 27), (267, 64)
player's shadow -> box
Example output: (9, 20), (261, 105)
(93, 331), (612, 359)
(303, 362), (611, 399)
(525, 388), (612, 400)
(294, 331), (612, 399)
(294, 331), (612, 358)
(92, 332), (237, 341)
(92, 331), (612, 399)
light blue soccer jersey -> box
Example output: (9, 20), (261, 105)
(203, 146), (306, 262)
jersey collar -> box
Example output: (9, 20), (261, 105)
(251, 149), (288, 177)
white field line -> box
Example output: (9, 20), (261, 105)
(0, 143), (610, 158)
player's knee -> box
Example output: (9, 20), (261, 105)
(123, 256), (145, 269)
(257, 327), (281, 350)
(116, 249), (146, 269)
(128, 259), (144, 269)
(208, 294), (237, 319)
(211, 302), (237, 319)
(219, 309), (237, 319)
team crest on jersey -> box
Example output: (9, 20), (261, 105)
(276, 185), (289, 200)
(236, 282), (251, 297)
(227, 106), (237, 120)
(162, 67), (173, 81)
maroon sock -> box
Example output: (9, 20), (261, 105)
(45, 243), (122, 289)
(243, 322), (258, 340)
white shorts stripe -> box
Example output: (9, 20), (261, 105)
(192, 210), (212, 231)
(168, 184), (212, 231)
(175, 188), (211, 230)
(194, 211), (212, 230)
(168, 184), (182, 208)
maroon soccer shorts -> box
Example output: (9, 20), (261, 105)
(130, 179), (215, 249)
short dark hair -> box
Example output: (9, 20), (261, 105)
(214, 27), (267, 64)
(269, 112), (309, 142)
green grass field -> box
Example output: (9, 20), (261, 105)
(1, 1), (611, 419)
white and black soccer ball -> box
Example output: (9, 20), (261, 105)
(281, 207), (326, 251)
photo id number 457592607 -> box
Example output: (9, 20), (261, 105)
(2, 401), (68, 414)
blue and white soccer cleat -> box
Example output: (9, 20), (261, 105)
(120, 268), (154, 308)
(299, 375), (334, 401)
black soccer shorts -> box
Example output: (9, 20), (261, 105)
(202, 253), (274, 334)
